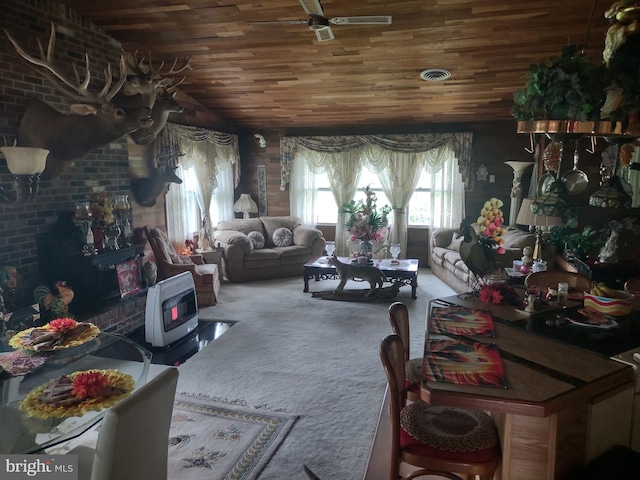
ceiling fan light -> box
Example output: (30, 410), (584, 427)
(420, 69), (451, 82)
(308, 15), (330, 30)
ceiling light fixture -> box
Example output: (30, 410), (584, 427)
(420, 69), (451, 82)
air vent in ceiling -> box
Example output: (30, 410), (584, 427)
(420, 68), (451, 82)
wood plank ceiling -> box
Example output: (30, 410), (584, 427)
(55, 0), (616, 131)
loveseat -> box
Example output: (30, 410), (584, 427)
(430, 226), (555, 293)
(213, 216), (325, 283)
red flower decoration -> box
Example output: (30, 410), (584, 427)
(71, 371), (110, 399)
(48, 318), (77, 332)
(479, 286), (504, 305)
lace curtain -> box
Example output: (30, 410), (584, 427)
(284, 133), (471, 256)
(160, 123), (240, 249)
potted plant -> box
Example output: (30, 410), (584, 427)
(548, 218), (603, 259)
(511, 45), (608, 121)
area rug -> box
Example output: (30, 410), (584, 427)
(168, 393), (297, 480)
(48, 393), (297, 480)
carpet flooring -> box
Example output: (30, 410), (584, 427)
(175, 268), (455, 480)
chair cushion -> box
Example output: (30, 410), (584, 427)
(406, 358), (423, 385)
(170, 253), (195, 265)
(400, 402), (498, 462)
(247, 231), (265, 249)
(273, 227), (293, 247)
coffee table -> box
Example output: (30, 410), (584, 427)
(303, 257), (419, 299)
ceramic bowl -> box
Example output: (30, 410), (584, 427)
(583, 290), (634, 316)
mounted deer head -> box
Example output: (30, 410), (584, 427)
(4, 24), (154, 180)
(112, 51), (191, 111)
(131, 150), (184, 207)
(129, 87), (184, 145)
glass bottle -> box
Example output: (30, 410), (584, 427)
(557, 282), (569, 307)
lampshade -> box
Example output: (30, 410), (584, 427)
(588, 175), (632, 208)
(233, 194), (258, 219)
(516, 198), (563, 228)
(530, 180), (573, 218)
(0, 146), (48, 175)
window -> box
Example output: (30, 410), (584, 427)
(313, 168), (433, 226)
(314, 169), (394, 225)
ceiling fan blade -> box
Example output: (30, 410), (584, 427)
(330, 16), (392, 25)
(249, 20), (308, 25)
(299, 0), (324, 17)
(315, 26), (334, 42)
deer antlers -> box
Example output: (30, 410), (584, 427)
(4, 23), (127, 106)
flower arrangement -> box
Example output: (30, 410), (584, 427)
(89, 192), (115, 229)
(478, 284), (519, 305)
(71, 370), (111, 399)
(476, 198), (507, 254)
(341, 186), (391, 242)
(48, 317), (77, 333)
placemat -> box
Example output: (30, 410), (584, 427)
(428, 307), (495, 337)
(424, 338), (507, 388)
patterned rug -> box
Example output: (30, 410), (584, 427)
(49, 393), (298, 480)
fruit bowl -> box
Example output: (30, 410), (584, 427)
(584, 290), (634, 316)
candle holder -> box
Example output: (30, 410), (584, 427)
(73, 201), (97, 255)
(113, 194), (131, 247)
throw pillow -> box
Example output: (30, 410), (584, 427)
(447, 232), (464, 252)
(247, 231), (265, 249)
(272, 227), (293, 247)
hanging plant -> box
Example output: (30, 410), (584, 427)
(511, 45), (608, 121)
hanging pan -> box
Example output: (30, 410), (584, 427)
(561, 141), (589, 195)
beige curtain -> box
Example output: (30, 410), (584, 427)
(159, 124), (240, 247)
(284, 134), (471, 256)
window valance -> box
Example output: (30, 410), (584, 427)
(280, 133), (473, 191)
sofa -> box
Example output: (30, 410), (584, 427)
(430, 226), (555, 293)
(144, 226), (221, 307)
(213, 216), (326, 283)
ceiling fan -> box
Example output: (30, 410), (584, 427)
(250, 0), (392, 42)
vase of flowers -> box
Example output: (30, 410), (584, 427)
(341, 186), (391, 254)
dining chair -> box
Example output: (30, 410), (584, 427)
(388, 302), (422, 402)
(624, 276), (640, 293)
(524, 271), (592, 291)
(380, 334), (501, 480)
(69, 367), (179, 480)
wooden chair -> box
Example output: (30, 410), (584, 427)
(524, 271), (592, 291)
(624, 277), (640, 293)
(70, 367), (179, 480)
(388, 302), (422, 402)
(380, 334), (501, 480)
(144, 226), (221, 307)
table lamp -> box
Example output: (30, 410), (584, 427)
(234, 194), (258, 219)
(516, 198), (563, 261)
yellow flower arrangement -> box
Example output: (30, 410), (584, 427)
(20, 369), (134, 419)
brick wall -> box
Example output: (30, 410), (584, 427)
(0, 1), (132, 308)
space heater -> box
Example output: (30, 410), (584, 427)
(145, 272), (198, 347)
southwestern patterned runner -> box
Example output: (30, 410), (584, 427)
(429, 307), (496, 337)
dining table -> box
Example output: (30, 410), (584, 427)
(421, 288), (639, 480)
(0, 330), (151, 454)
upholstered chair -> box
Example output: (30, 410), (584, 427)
(144, 226), (221, 306)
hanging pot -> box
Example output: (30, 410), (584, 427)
(561, 141), (589, 195)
